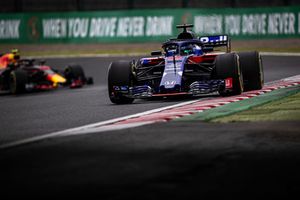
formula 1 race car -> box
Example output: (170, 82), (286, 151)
(0, 58), (93, 94)
(108, 24), (264, 104)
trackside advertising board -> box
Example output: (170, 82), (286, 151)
(0, 6), (299, 43)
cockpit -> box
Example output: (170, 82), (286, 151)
(164, 42), (203, 56)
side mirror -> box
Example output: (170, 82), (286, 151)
(151, 50), (162, 56)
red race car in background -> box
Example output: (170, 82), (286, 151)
(0, 56), (93, 94)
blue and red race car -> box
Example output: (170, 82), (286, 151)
(108, 24), (264, 104)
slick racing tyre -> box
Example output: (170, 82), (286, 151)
(108, 61), (134, 104)
(64, 64), (86, 85)
(238, 51), (264, 91)
(10, 69), (28, 94)
(214, 53), (243, 96)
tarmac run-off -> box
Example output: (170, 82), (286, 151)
(1, 74), (299, 150)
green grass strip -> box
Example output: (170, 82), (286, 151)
(213, 91), (300, 122)
(176, 86), (300, 122)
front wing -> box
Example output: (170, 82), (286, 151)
(112, 78), (234, 99)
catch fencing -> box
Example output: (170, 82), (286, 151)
(0, 6), (299, 43)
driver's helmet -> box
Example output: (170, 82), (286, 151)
(11, 48), (20, 60)
(181, 44), (202, 55)
(181, 44), (193, 55)
(192, 44), (202, 55)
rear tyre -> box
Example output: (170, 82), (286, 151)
(214, 53), (243, 96)
(238, 51), (264, 91)
(10, 69), (28, 94)
(108, 61), (134, 104)
(64, 64), (85, 85)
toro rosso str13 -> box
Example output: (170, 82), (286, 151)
(108, 24), (264, 104)
(0, 59), (93, 94)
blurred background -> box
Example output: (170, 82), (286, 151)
(0, 0), (299, 55)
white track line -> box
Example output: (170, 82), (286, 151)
(260, 52), (300, 57)
(0, 99), (202, 149)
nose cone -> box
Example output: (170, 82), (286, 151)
(47, 74), (66, 84)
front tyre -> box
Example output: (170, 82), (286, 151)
(64, 64), (85, 85)
(10, 69), (28, 94)
(214, 53), (243, 96)
(108, 61), (134, 104)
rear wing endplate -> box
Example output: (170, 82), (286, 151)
(199, 35), (231, 53)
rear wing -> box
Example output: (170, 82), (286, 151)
(199, 35), (231, 53)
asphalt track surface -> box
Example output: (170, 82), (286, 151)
(1, 55), (300, 198)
